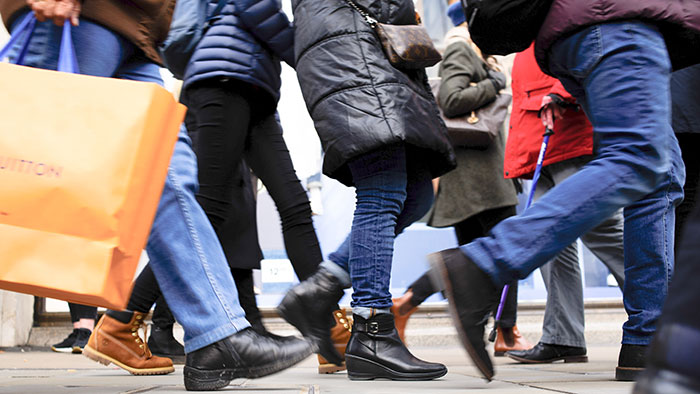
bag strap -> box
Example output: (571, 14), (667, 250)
(0, 12), (36, 64)
(207, 0), (228, 22)
(344, 0), (378, 28)
(57, 22), (79, 73)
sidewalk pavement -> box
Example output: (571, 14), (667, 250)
(0, 343), (634, 394)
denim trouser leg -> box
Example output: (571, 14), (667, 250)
(7, 17), (250, 352)
(461, 21), (684, 345)
(147, 127), (249, 352)
(327, 146), (433, 314)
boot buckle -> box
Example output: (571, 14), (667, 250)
(368, 322), (379, 334)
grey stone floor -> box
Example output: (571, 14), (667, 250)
(0, 344), (635, 393)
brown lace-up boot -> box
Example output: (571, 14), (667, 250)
(317, 309), (353, 374)
(494, 325), (532, 357)
(83, 311), (174, 375)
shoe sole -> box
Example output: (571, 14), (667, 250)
(183, 347), (313, 391)
(71, 346), (83, 354)
(51, 346), (73, 353)
(345, 354), (447, 381)
(506, 353), (588, 364)
(82, 345), (175, 376)
(318, 361), (346, 374)
(616, 366), (644, 381)
(428, 252), (494, 381)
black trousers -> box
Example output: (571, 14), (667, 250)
(674, 133), (700, 246)
(68, 303), (97, 323)
(410, 205), (519, 328)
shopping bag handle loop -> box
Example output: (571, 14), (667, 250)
(0, 12), (36, 64)
(0, 13), (79, 74)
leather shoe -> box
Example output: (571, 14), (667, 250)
(616, 344), (648, 381)
(494, 325), (533, 357)
(277, 267), (346, 366)
(183, 327), (313, 391)
(317, 309), (353, 374)
(148, 325), (185, 364)
(345, 314), (447, 381)
(506, 342), (588, 363)
(428, 248), (498, 381)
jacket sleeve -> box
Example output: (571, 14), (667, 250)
(548, 80), (576, 103)
(438, 42), (498, 118)
(232, 0), (296, 68)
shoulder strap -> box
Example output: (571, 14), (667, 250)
(207, 0), (228, 20)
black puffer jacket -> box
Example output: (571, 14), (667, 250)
(292, 0), (456, 186)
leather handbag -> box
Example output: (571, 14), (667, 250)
(429, 78), (511, 148)
(345, 0), (442, 70)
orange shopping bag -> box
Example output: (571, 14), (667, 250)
(0, 22), (185, 309)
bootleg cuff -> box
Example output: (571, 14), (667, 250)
(320, 261), (351, 288)
(183, 317), (250, 353)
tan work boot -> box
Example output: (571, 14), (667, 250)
(391, 290), (417, 343)
(494, 325), (532, 357)
(317, 309), (352, 374)
(83, 311), (175, 375)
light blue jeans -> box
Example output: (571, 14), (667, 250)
(8, 14), (250, 352)
(462, 21), (685, 345)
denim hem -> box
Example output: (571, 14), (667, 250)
(460, 244), (506, 287)
(320, 261), (351, 288)
(540, 335), (586, 349)
(621, 335), (653, 346)
(353, 307), (392, 319)
(183, 318), (250, 353)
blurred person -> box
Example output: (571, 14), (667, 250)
(428, 0), (697, 382)
(504, 43), (625, 364)
(277, 0), (457, 381)
(392, 0), (530, 358)
(632, 63), (700, 394)
(51, 303), (96, 354)
(0, 0), (312, 390)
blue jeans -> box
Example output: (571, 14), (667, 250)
(462, 21), (685, 345)
(8, 15), (249, 352)
(325, 145), (433, 316)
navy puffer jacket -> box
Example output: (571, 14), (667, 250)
(183, 0), (295, 103)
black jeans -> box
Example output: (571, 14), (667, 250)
(183, 79), (322, 280)
(68, 303), (97, 323)
(409, 206), (519, 328)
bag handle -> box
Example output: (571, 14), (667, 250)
(0, 12), (36, 64)
(57, 21), (79, 73)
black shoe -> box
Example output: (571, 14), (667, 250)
(52, 329), (80, 353)
(71, 328), (92, 354)
(277, 267), (345, 366)
(183, 327), (313, 391)
(506, 342), (588, 364)
(632, 323), (700, 392)
(616, 344), (648, 381)
(428, 248), (498, 381)
(345, 314), (447, 381)
(148, 325), (185, 364)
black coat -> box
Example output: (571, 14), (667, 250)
(292, 0), (456, 186)
(672, 64), (700, 134)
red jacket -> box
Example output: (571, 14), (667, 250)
(504, 44), (592, 179)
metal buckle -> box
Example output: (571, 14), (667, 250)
(368, 322), (380, 334)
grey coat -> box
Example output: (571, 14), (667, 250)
(428, 36), (518, 228)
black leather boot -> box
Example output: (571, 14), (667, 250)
(616, 344), (648, 381)
(428, 248), (498, 381)
(345, 314), (447, 381)
(277, 267), (346, 365)
(183, 327), (313, 391)
(148, 325), (185, 363)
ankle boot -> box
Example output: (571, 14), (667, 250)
(494, 325), (532, 357)
(148, 324), (185, 364)
(277, 267), (346, 365)
(345, 314), (447, 381)
(391, 290), (417, 343)
(318, 309), (353, 374)
(83, 311), (174, 375)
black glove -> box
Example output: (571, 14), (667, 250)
(487, 70), (506, 91)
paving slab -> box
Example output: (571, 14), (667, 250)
(0, 343), (635, 394)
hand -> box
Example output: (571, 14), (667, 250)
(540, 94), (566, 130)
(487, 70), (506, 91)
(27, 0), (81, 26)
